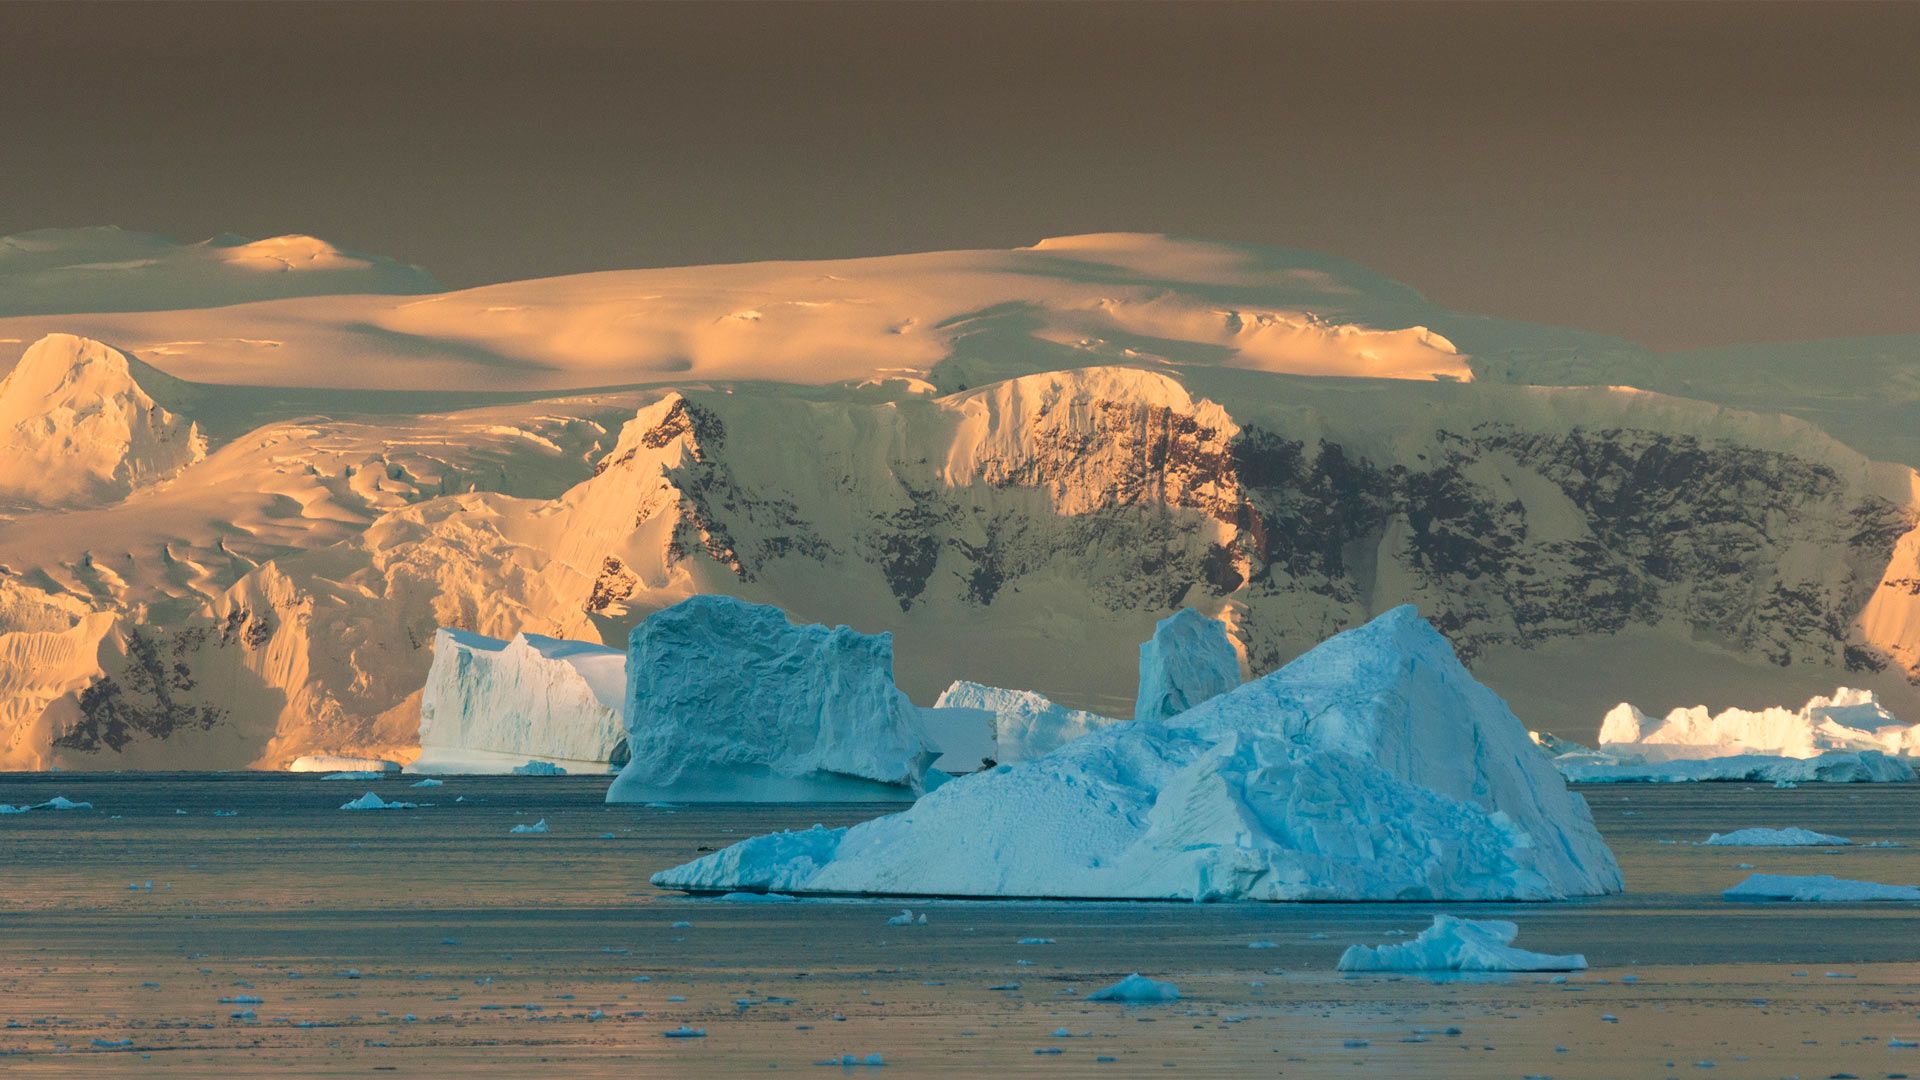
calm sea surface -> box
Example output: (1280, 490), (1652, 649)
(3, 773), (1919, 1076)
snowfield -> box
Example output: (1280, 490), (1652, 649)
(8, 230), (1920, 770)
(650, 607), (1623, 901)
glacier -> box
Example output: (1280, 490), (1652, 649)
(1133, 607), (1240, 723)
(650, 606), (1623, 901)
(1598, 687), (1920, 762)
(1337, 915), (1586, 973)
(412, 629), (628, 775)
(605, 596), (933, 803)
(930, 681), (1123, 765)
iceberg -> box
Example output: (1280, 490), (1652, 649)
(1723, 873), (1920, 902)
(0, 795), (92, 813)
(1134, 608), (1240, 723)
(651, 606), (1623, 901)
(1556, 750), (1913, 784)
(911, 705), (998, 774)
(1337, 915), (1587, 972)
(1598, 688), (1920, 762)
(290, 755), (400, 774)
(606, 596), (932, 803)
(339, 792), (417, 811)
(413, 629), (628, 775)
(1085, 974), (1181, 1002)
(932, 681), (1123, 765)
(1702, 827), (1851, 847)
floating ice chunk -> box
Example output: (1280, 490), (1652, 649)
(661, 1025), (706, 1038)
(339, 792), (417, 811)
(1702, 827), (1851, 847)
(1016, 938), (1053, 945)
(1723, 873), (1920, 902)
(885, 910), (926, 926)
(1248, 941), (1278, 949)
(1558, 750), (1913, 784)
(815, 1053), (884, 1066)
(410, 779), (443, 788)
(933, 681), (1121, 765)
(512, 760), (567, 776)
(509, 819), (550, 834)
(290, 755), (399, 773)
(320, 771), (385, 780)
(1134, 607), (1240, 723)
(1337, 915), (1586, 972)
(652, 607), (1622, 901)
(1085, 974), (1180, 1002)
(607, 596), (931, 803)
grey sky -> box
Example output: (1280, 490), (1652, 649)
(3, 1), (1914, 350)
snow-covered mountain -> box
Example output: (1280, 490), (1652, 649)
(0, 232), (1916, 769)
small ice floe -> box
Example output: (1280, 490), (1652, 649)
(0, 795), (92, 813)
(1085, 974), (1180, 1002)
(90, 1038), (132, 1049)
(512, 760), (566, 776)
(1723, 873), (1920, 901)
(1016, 937), (1052, 945)
(509, 819), (549, 834)
(1735, 863), (1756, 870)
(229, 1009), (256, 1020)
(600, 833), (616, 839)
(212, 810), (237, 817)
(1773, 780), (1797, 789)
(815, 1053), (885, 1066)
(987, 982), (1020, 991)
(662, 1025), (706, 1038)
(218, 996), (263, 1004)
(1890, 1037), (1918, 1048)
(671, 921), (693, 928)
(128, 881), (152, 891)
(1248, 941), (1278, 949)
(885, 910), (926, 926)
(339, 792), (416, 811)
(320, 771), (386, 780)
(721, 892), (800, 903)
(410, 779), (443, 788)
(1864, 840), (1907, 848)
(1702, 827), (1850, 847)
(1337, 915), (1586, 972)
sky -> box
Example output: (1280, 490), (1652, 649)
(2, 0), (1914, 352)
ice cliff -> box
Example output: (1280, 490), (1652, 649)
(413, 628), (628, 774)
(1134, 607), (1240, 723)
(651, 606), (1623, 901)
(606, 596), (933, 802)
(930, 681), (1122, 765)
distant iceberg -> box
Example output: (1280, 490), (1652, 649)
(290, 754), (400, 774)
(1598, 688), (1920, 762)
(605, 596), (933, 803)
(931, 681), (1122, 765)
(1555, 750), (1912, 784)
(1133, 607), (1240, 723)
(411, 629), (628, 775)
(651, 606), (1623, 901)
(1702, 827), (1851, 847)
(1723, 873), (1920, 902)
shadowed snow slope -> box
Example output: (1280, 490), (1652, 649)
(651, 606), (1623, 901)
(0, 227), (437, 317)
(413, 628), (627, 774)
(606, 596), (930, 803)
(0, 334), (206, 508)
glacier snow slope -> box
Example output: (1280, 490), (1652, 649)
(6, 234), (1920, 768)
(651, 606), (1622, 901)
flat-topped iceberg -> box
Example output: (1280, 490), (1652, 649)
(413, 629), (628, 775)
(1703, 827), (1851, 847)
(931, 681), (1122, 765)
(1599, 687), (1920, 762)
(1134, 607), (1240, 723)
(1557, 750), (1913, 784)
(290, 754), (400, 774)
(1724, 873), (1920, 902)
(606, 596), (932, 803)
(1337, 915), (1586, 972)
(652, 606), (1623, 901)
